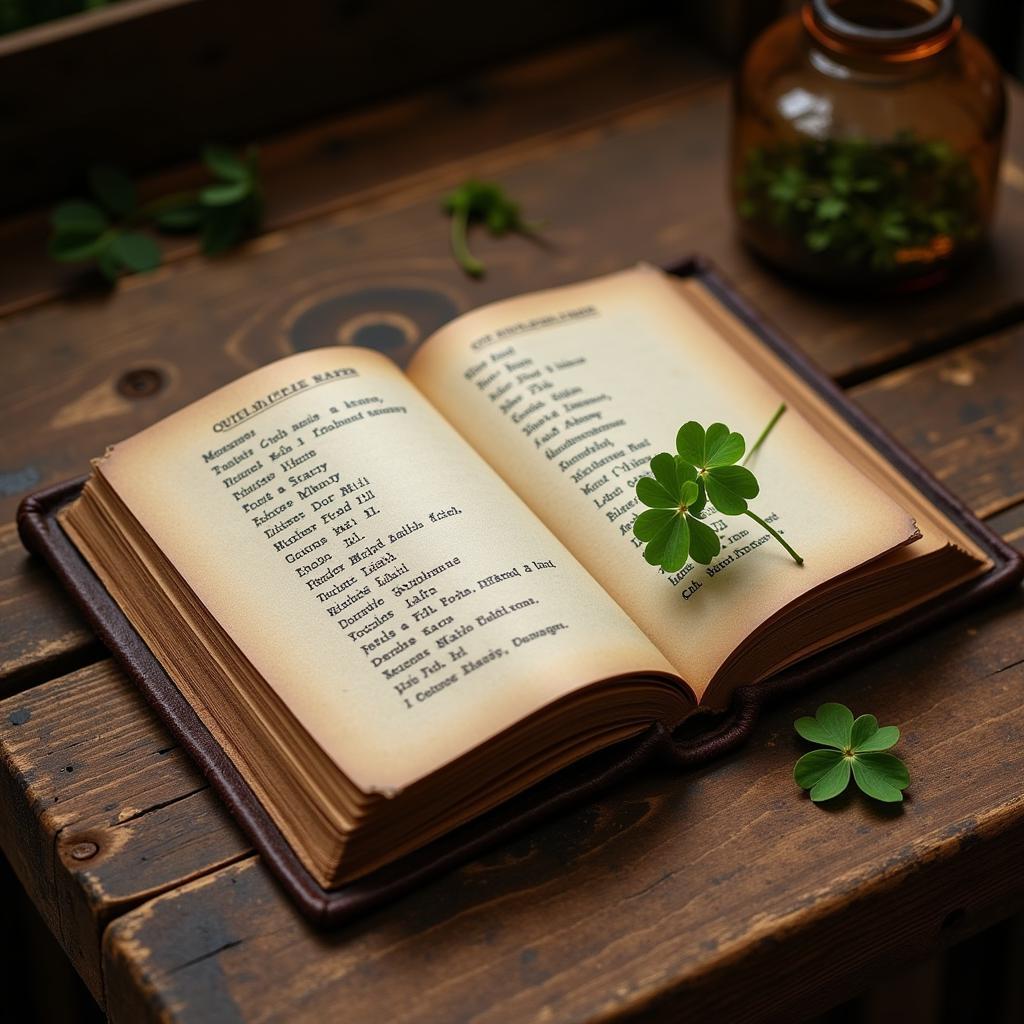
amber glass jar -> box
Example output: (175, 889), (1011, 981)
(732, 0), (1005, 291)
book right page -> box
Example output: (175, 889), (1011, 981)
(407, 265), (919, 699)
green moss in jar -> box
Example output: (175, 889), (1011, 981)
(736, 132), (982, 277)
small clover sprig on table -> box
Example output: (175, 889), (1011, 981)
(632, 404), (802, 573)
(442, 180), (541, 277)
(49, 145), (263, 283)
(794, 703), (910, 803)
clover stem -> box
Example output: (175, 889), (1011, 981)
(743, 402), (787, 466)
(744, 509), (803, 565)
(450, 206), (484, 277)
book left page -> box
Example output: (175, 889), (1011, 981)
(94, 348), (677, 794)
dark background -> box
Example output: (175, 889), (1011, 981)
(0, 0), (1022, 216)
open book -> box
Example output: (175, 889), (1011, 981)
(59, 265), (991, 890)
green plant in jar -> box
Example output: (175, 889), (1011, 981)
(736, 131), (982, 274)
(731, 0), (1006, 291)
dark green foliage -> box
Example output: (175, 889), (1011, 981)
(737, 132), (981, 273)
(48, 145), (263, 283)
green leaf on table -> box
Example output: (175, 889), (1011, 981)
(201, 180), (250, 207)
(202, 144), (250, 183)
(111, 231), (162, 272)
(201, 203), (247, 255)
(196, 144), (262, 250)
(794, 703), (909, 804)
(97, 243), (122, 283)
(794, 748), (851, 802)
(795, 702), (854, 750)
(89, 164), (136, 219)
(51, 200), (108, 235)
(850, 752), (910, 802)
(442, 179), (540, 277)
(48, 143), (263, 281)
(852, 723), (900, 752)
(49, 228), (107, 262)
(155, 204), (204, 232)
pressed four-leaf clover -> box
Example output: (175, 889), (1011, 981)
(633, 408), (803, 573)
(633, 454), (721, 572)
(794, 702), (910, 803)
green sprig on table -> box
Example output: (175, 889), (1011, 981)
(632, 404), (803, 573)
(442, 179), (541, 277)
(49, 145), (263, 283)
(794, 703), (910, 803)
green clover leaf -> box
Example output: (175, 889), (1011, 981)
(675, 421), (745, 468)
(794, 702), (909, 803)
(110, 232), (161, 273)
(675, 421), (759, 514)
(633, 453), (721, 573)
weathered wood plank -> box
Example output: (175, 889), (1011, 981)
(0, 325), (1019, 1013)
(851, 325), (1024, 519)
(2, 4), (693, 219)
(2, 82), (1023, 526)
(0, 26), (721, 317)
(989, 501), (1024, 553)
(99, 587), (1024, 1024)
(0, 522), (99, 694)
(0, 661), (249, 1003)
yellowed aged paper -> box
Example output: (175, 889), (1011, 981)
(98, 347), (675, 794)
(408, 265), (918, 695)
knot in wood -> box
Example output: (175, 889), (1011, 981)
(117, 368), (164, 398)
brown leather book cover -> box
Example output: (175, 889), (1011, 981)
(16, 259), (1023, 926)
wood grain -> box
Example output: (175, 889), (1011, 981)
(0, 661), (249, 1002)
(0, 0), (673, 217)
(0, 522), (99, 693)
(2, 83), (1023, 527)
(852, 325), (1024, 519)
(0, 29), (1021, 1019)
(0, 321), (1019, 1016)
(86, 584), (1022, 1023)
(0, 26), (720, 317)
(989, 501), (1024, 553)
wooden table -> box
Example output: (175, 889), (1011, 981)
(2, 26), (1023, 1024)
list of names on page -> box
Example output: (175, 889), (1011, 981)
(198, 366), (579, 714)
